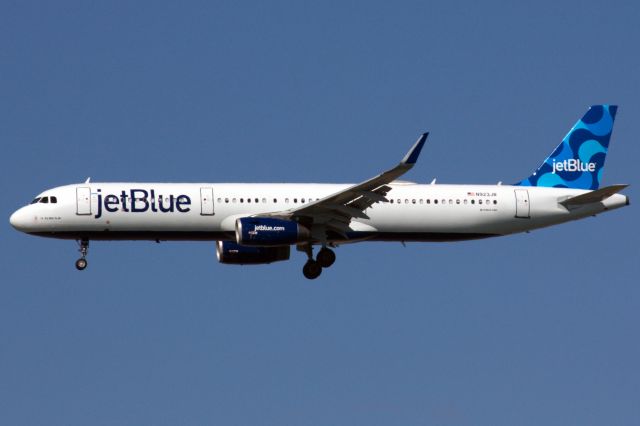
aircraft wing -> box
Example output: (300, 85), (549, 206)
(261, 133), (428, 239)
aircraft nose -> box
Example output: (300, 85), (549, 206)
(9, 207), (30, 231)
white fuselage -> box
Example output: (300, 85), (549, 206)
(9, 182), (629, 242)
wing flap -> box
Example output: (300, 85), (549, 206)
(346, 185), (392, 211)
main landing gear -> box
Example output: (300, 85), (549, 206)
(302, 246), (336, 280)
(75, 239), (89, 270)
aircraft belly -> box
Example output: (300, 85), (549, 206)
(366, 203), (513, 236)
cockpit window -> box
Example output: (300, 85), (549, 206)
(50, 196), (57, 203)
(40, 197), (49, 203)
(30, 197), (41, 204)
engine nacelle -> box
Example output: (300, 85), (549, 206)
(235, 217), (310, 246)
(216, 241), (290, 265)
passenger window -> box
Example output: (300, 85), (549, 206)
(405, 199), (409, 204)
(456, 199), (460, 204)
(449, 199), (453, 204)
(442, 199), (446, 204)
(397, 199), (401, 204)
(434, 199), (438, 204)
(419, 199), (423, 204)
(240, 198), (244, 203)
(427, 199), (430, 204)
(50, 196), (57, 203)
(390, 199), (394, 204)
(493, 200), (497, 205)
(479, 200), (483, 204)
(225, 198), (229, 203)
(273, 198), (278, 203)
(232, 198), (237, 203)
(471, 199), (475, 204)
(262, 198), (266, 203)
(217, 198), (222, 203)
(301, 198), (305, 203)
(255, 198), (259, 203)
(285, 198), (289, 203)
(464, 199), (467, 204)
(486, 200), (490, 205)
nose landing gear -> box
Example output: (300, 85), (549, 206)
(75, 239), (89, 270)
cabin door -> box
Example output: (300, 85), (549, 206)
(514, 189), (530, 218)
(76, 187), (92, 215)
(200, 187), (215, 215)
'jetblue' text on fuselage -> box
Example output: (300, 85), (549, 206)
(95, 189), (191, 219)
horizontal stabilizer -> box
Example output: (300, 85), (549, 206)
(560, 184), (628, 207)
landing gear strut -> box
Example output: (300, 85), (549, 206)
(75, 239), (89, 270)
(301, 245), (337, 280)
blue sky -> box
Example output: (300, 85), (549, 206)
(1, 1), (639, 425)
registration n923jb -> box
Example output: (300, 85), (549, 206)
(10, 105), (629, 279)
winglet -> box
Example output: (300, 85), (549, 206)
(401, 133), (428, 165)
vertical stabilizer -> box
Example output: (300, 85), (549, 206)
(515, 105), (617, 190)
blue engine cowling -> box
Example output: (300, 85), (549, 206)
(235, 217), (310, 246)
(216, 241), (290, 265)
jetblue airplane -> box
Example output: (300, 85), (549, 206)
(10, 105), (629, 279)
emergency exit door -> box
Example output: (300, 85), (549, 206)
(200, 187), (215, 215)
(514, 189), (530, 218)
(76, 187), (92, 215)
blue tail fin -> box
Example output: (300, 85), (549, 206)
(515, 105), (617, 190)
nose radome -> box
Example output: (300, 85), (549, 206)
(9, 207), (29, 231)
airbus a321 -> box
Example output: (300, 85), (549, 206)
(10, 105), (629, 279)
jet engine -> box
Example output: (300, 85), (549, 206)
(216, 241), (290, 265)
(235, 217), (310, 246)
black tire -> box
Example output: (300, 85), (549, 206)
(75, 258), (87, 271)
(302, 260), (322, 279)
(316, 248), (336, 268)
